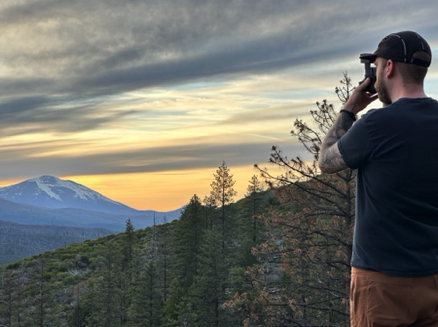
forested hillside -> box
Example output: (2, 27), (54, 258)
(0, 179), (282, 326)
(0, 77), (356, 326)
(0, 220), (112, 265)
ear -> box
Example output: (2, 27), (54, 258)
(385, 59), (396, 78)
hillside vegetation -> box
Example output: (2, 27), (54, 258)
(0, 185), (287, 326)
(0, 220), (112, 265)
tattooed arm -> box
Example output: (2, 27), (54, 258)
(318, 78), (378, 174)
(318, 111), (355, 173)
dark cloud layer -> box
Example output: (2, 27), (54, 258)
(1, 0), (437, 120)
(0, 95), (137, 136)
(0, 140), (303, 178)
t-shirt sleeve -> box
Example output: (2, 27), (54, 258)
(337, 117), (374, 169)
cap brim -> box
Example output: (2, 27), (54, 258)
(360, 53), (377, 62)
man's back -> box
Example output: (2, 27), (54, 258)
(339, 97), (438, 276)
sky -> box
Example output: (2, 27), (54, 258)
(1, 0), (438, 211)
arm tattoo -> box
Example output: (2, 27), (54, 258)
(318, 111), (355, 173)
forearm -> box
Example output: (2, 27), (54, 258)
(318, 78), (378, 173)
(318, 110), (355, 173)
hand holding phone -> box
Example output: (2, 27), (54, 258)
(359, 54), (377, 94)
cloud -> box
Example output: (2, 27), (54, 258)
(1, 0), (438, 186)
(0, 138), (303, 179)
(0, 95), (138, 136)
(216, 104), (313, 126)
(1, 0), (437, 100)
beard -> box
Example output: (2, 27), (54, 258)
(375, 71), (392, 106)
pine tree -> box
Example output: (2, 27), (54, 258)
(202, 194), (216, 230)
(120, 218), (136, 324)
(158, 217), (170, 302)
(245, 175), (265, 243)
(164, 195), (206, 325)
(171, 195), (205, 288)
(123, 218), (135, 271)
(191, 229), (233, 327)
(83, 243), (123, 327)
(127, 260), (163, 327)
(208, 161), (237, 245)
(21, 259), (61, 327)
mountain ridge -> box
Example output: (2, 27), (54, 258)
(0, 175), (182, 231)
(0, 175), (139, 214)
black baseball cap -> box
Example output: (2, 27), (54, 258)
(360, 31), (432, 67)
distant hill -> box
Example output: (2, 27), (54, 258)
(0, 218), (112, 265)
(0, 175), (182, 231)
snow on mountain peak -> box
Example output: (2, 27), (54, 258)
(29, 175), (63, 201)
(0, 175), (136, 214)
(28, 175), (109, 202)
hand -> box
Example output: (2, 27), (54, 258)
(343, 78), (378, 114)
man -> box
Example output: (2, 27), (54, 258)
(318, 31), (438, 326)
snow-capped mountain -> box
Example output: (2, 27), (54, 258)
(0, 176), (182, 265)
(0, 175), (138, 215)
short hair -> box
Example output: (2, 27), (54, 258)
(395, 51), (430, 85)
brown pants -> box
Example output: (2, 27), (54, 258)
(350, 267), (438, 327)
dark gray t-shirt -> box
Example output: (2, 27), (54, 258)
(338, 97), (438, 277)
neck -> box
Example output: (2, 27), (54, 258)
(390, 83), (427, 102)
